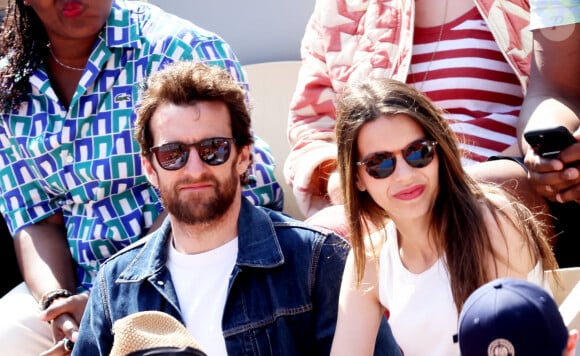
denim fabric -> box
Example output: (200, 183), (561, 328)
(74, 198), (401, 356)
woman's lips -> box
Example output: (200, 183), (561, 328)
(62, 2), (83, 18)
(393, 185), (425, 201)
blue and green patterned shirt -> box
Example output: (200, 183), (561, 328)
(0, 0), (282, 292)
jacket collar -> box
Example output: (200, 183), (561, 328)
(119, 198), (284, 281)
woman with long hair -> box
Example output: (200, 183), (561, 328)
(330, 78), (558, 355)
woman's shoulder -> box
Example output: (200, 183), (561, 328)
(480, 191), (536, 279)
(363, 220), (395, 258)
(479, 190), (521, 238)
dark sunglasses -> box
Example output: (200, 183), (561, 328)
(150, 137), (235, 171)
(357, 139), (438, 179)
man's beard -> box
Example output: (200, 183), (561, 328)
(159, 165), (239, 225)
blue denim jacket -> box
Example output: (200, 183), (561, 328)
(74, 199), (400, 355)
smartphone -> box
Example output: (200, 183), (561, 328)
(524, 126), (577, 159)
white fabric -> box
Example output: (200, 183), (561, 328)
(378, 222), (460, 356)
(167, 237), (238, 356)
(378, 221), (547, 356)
(0, 282), (53, 355)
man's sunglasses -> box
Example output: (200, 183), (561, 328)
(357, 139), (438, 179)
(150, 137), (235, 171)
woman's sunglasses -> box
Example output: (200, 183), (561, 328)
(150, 137), (235, 171)
(357, 139), (438, 179)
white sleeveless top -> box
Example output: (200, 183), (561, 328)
(378, 221), (545, 356)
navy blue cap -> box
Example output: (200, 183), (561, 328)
(457, 277), (568, 356)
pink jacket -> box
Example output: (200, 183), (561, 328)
(285, 0), (532, 217)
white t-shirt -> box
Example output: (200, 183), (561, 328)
(167, 237), (238, 356)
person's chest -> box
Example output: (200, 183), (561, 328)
(414, 0), (475, 27)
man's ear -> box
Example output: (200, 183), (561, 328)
(566, 329), (579, 356)
(236, 145), (252, 176)
(142, 155), (159, 188)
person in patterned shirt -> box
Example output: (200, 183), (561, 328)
(0, 0), (282, 354)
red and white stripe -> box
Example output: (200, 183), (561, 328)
(408, 7), (523, 165)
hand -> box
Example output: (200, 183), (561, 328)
(308, 159), (337, 199)
(555, 140), (580, 202)
(524, 141), (580, 203)
(327, 170), (343, 205)
(38, 292), (89, 355)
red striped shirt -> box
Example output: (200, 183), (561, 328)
(408, 7), (523, 165)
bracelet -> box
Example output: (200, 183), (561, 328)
(39, 289), (73, 311)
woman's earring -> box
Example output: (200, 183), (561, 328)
(22, 1), (29, 5)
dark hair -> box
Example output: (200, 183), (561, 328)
(336, 78), (557, 310)
(134, 61), (254, 185)
(0, 0), (49, 112)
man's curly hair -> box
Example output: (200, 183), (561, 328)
(0, 0), (49, 113)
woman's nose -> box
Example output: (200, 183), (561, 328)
(391, 154), (414, 180)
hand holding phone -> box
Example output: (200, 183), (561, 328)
(524, 126), (577, 159)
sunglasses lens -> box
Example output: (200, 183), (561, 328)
(405, 141), (436, 168)
(365, 153), (395, 179)
(360, 140), (436, 179)
(155, 143), (188, 170)
(152, 138), (233, 170)
(198, 138), (232, 166)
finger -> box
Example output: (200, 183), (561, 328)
(548, 170), (580, 193)
(39, 296), (72, 322)
(39, 339), (70, 356)
(54, 313), (79, 337)
(70, 329), (79, 343)
(528, 168), (569, 187)
(559, 142), (580, 165)
(524, 151), (563, 173)
(61, 318), (78, 338)
(562, 166), (580, 181)
(556, 184), (580, 203)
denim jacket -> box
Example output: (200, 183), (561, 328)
(74, 198), (400, 355)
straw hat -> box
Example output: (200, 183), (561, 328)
(110, 311), (207, 356)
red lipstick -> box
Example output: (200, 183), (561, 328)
(62, 2), (83, 18)
(393, 185), (425, 201)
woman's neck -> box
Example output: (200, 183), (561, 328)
(45, 37), (94, 108)
(394, 218), (439, 273)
